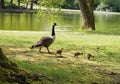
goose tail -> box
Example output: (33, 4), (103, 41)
(31, 45), (35, 49)
(31, 43), (42, 49)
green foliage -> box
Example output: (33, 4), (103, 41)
(61, 0), (79, 9)
(2, 0), (120, 12)
(94, 0), (100, 9)
(39, 0), (62, 8)
(37, 0), (62, 19)
(96, 0), (120, 11)
(38, 0), (120, 12)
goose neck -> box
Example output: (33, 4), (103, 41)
(51, 25), (55, 36)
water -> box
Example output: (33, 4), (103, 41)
(0, 12), (120, 34)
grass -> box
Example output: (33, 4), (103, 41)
(0, 30), (120, 83)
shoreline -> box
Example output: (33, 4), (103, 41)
(0, 8), (120, 15)
(62, 9), (120, 15)
(0, 9), (37, 13)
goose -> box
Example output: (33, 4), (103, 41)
(87, 53), (94, 60)
(31, 23), (57, 53)
(74, 52), (83, 58)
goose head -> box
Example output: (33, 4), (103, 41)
(53, 23), (57, 26)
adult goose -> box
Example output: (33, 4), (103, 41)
(31, 23), (57, 53)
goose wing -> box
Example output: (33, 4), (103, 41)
(38, 36), (54, 47)
(31, 36), (55, 49)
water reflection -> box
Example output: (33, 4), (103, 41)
(95, 14), (120, 32)
(0, 12), (120, 34)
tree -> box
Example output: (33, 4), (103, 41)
(100, 0), (120, 12)
(0, 0), (5, 8)
(78, 0), (95, 30)
(10, 0), (13, 6)
(25, 0), (29, 9)
(0, 48), (43, 83)
(0, 0), (1, 8)
(39, 0), (95, 30)
(62, 0), (75, 9)
(30, 0), (33, 10)
(18, 0), (20, 9)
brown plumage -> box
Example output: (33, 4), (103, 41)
(74, 52), (83, 58)
(55, 48), (63, 56)
(31, 23), (57, 53)
(87, 53), (94, 60)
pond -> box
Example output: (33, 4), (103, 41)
(0, 12), (120, 34)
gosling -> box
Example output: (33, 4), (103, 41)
(74, 52), (83, 58)
(55, 48), (63, 56)
(87, 53), (94, 60)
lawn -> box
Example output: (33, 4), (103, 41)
(0, 30), (120, 84)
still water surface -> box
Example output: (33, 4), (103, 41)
(0, 12), (120, 34)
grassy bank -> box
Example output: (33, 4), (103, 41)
(0, 30), (120, 83)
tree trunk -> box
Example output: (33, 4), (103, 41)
(25, 1), (28, 9)
(0, 48), (9, 61)
(78, 0), (95, 30)
(0, 48), (47, 83)
(10, 0), (13, 5)
(0, 48), (18, 70)
(1, 0), (5, 8)
(30, 0), (33, 10)
(18, 0), (20, 9)
(0, 0), (1, 9)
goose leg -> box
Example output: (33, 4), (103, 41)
(39, 47), (42, 53)
(46, 47), (51, 53)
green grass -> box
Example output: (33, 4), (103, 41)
(0, 30), (120, 83)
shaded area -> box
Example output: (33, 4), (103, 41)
(0, 48), (51, 83)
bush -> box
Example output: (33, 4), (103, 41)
(96, 3), (112, 12)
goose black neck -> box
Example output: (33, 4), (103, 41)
(51, 25), (55, 36)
